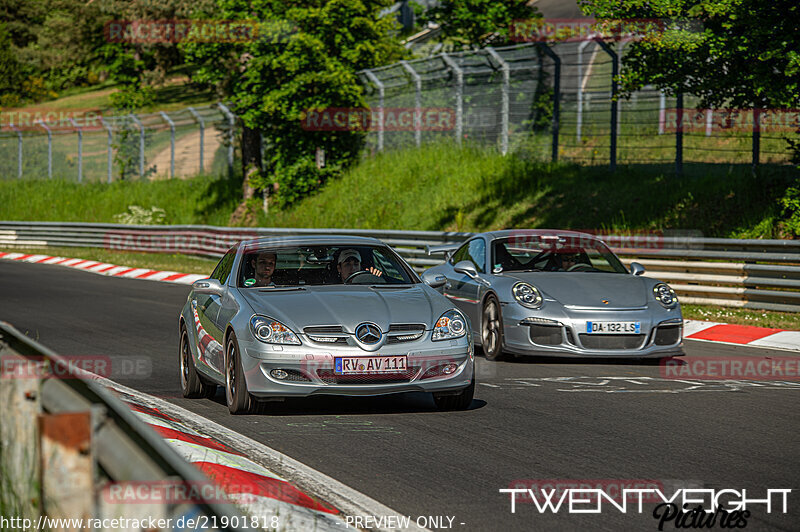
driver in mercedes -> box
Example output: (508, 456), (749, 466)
(336, 249), (383, 282)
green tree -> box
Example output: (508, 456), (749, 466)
(422, 0), (540, 48)
(182, 0), (405, 209)
(579, 0), (800, 109)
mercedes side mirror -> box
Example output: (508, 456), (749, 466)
(421, 271), (447, 289)
(192, 278), (224, 294)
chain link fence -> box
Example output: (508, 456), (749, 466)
(0, 104), (235, 182)
(361, 41), (800, 170)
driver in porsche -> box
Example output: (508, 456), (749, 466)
(336, 249), (383, 282)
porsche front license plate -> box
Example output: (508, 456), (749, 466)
(335, 355), (408, 375)
(585, 321), (641, 334)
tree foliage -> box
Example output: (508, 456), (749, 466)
(579, 0), (800, 109)
(182, 0), (405, 207)
(421, 0), (540, 48)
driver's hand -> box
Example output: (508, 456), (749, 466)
(367, 267), (383, 277)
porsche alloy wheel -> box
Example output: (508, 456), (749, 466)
(481, 296), (504, 361)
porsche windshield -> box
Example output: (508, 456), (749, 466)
(238, 244), (416, 287)
(491, 236), (628, 274)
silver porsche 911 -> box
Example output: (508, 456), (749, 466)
(178, 236), (474, 414)
(424, 230), (684, 360)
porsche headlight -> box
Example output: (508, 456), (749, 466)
(250, 316), (301, 345)
(513, 282), (543, 309)
(432, 309), (467, 341)
(653, 283), (678, 308)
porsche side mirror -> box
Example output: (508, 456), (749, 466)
(192, 278), (224, 294)
(630, 262), (646, 276)
(453, 260), (478, 278)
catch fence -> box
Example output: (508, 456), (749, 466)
(0, 104), (235, 183)
(360, 41), (800, 171)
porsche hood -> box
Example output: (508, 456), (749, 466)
(502, 272), (651, 308)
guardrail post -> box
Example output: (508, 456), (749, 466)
(0, 353), (43, 521)
(70, 118), (83, 183)
(441, 53), (463, 146)
(658, 90), (666, 134)
(188, 107), (205, 173)
(400, 61), (422, 147)
(159, 111), (176, 178)
(100, 118), (113, 183)
(576, 40), (593, 142)
(217, 103), (235, 178)
(676, 91), (683, 178)
(40, 411), (94, 527)
(538, 44), (561, 163)
(129, 114), (145, 178)
(35, 120), (53, 178)
(363, 70), (385, 152)
(11, 123), (22, 178)
(594, 38), (617, 171)
(486, 47), (510, 155)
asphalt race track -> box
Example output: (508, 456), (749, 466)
(2, 259), (799, 531)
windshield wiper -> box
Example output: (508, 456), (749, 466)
(258, 286), (307, 292)
(369, 284), (413, 289)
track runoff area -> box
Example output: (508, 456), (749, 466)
(1, 254), (798, 531)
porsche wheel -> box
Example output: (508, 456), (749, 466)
(225, 331), (258, 414)
(481, 295), (505, 361)
(180, 323), (216, 399)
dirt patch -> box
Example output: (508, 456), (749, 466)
(150, 129), (222, 178)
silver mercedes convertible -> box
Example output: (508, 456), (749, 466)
(178, 236), (474, 414)
(425, 230), (684, 360)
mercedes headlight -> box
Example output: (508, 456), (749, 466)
(432, 309), (467, 341)
(653, 283), (678, 308)
(250, 316), (301, 345)
(513, 282), (543, 309)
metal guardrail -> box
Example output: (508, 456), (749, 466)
(1, 221), (798, 312)
(0, 320), (253, 531)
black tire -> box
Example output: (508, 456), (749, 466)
(180, 323), (216, 399)
(481, 295), (505, 361)
(433, 378), (475, 411)
(225, 331), (258, 414)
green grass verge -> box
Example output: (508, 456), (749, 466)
(258, 141), (796, 238)
(681, 304), (800, 331)
(0, 246), (218, 275)
(0, 174), (241, 226)
(1, 142), (796, 237)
